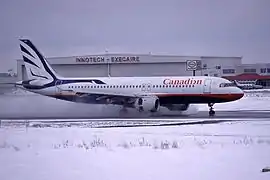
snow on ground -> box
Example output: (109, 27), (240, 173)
(1, 121), (270, 180)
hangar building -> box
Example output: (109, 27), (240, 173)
(16, 53), (242, 81)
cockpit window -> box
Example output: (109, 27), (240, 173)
(219, 83), (236, 87)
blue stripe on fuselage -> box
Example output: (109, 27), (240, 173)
(22, 79), (106, 90)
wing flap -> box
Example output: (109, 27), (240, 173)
(71, 89), (141, 105)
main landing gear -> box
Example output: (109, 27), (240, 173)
(208, 103), (215, 116)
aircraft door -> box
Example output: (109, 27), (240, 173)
(203, 79), (212, 93)
(55, 80), (63, 94)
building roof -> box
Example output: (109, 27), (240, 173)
(223, 73), (270, 80)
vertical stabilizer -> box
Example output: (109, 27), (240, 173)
(19, 39), (59, 82)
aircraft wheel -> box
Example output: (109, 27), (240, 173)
(209, 110), (215, 116)
(208, 103), (215, 117)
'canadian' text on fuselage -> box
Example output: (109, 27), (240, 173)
(163, 78), (203, 85)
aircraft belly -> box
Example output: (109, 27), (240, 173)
(158, 94), (239, 105)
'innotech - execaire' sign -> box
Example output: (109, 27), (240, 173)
(75, 56), (140, 64)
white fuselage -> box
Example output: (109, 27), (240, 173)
(22, 76), (244, 105)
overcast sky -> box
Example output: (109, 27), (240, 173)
(1, 0), (270, 71)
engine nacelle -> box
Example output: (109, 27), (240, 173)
(135, 96), (160, 112)
(166, 104), (190, 111)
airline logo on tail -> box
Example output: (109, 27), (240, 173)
(19, 39), (58, 82)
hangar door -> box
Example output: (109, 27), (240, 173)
(110, 63), (191, 77)
(52, 64), (109, 77)
(21, 65), (27, 80)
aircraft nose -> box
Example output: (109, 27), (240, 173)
(237, 86), (244, 94)
(234, 87), (244, 100)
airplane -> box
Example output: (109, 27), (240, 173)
(233, 80), (263, 90)
(13, 39), (244, 116)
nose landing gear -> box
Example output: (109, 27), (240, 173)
(208, 103), (215, 116)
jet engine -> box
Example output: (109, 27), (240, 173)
(134, 96), (160, 112)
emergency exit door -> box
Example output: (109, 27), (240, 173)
(203, 79), (212, 93)
(141, 83), (152, 93)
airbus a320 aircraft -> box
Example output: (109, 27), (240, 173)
(15, 39), (244, 116)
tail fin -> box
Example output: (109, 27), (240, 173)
(19, 39), (59, 81)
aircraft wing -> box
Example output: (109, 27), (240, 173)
(61, 89), (146, 106)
